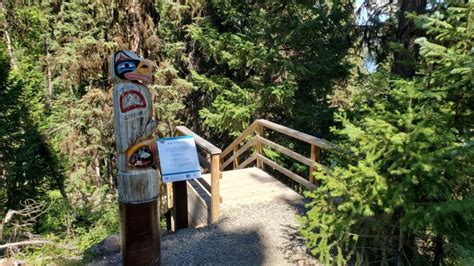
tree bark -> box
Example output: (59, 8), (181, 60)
(128, 0), (142, 54)
(391, 0), (427, 78)
(106, 156), (115, 193)
(1, 2), (17, 69)
(0, 240), (53, 250)
(94, 156), (101, 186)
(46, 49), (53, 109)
(0, 210), (19, 241)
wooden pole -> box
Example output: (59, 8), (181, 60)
(232, 145), (239, 169)
(309, 144), (320, 184)
(111, 50), (160, 265)
(119, 201), (160, 265)
(255, 124), (264, 169)
(210, 154), (220, 223)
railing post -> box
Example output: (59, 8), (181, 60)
(256, 123), (264, 169)
(309, 144), (320, 183)
(210, 153), (220, 222)
(232, 145), (239, 169)
(166, 182), (173, 231)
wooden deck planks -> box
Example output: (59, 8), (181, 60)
(202, 167), (303, 206)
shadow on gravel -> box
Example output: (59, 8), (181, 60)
(161, 217), (265, 265)
(274, 195), (317, 265)
(280, 224), (314, 264)
(85, 223), (266, 265)
(274, 194), (308, 215)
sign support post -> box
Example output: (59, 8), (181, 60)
(172, 181), (188, 230)
(156, 135), (202, 231)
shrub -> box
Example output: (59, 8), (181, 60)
(300, 3), (474, 264)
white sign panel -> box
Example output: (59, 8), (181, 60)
(157, 135), (201, 183)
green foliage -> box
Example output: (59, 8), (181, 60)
(0, 44), (64, 213)
(300, 2), (474, 264)
(184, 0), (353, 139)
(20, 192), (118, 265)
(15, 189), (119, 264)
(1, 0), (124, 261)
(6, 0), (472, 265)
(5, 4), (48, 58)
(153, 1), (203, 137)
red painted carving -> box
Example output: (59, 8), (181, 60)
(119, 90), (146, 113)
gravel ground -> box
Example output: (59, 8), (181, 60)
(91, 200), (317, 265)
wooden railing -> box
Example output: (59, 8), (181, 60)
(176, 126), (221, 223)
(220, 119), (335, 190)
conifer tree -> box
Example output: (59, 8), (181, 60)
(0, 4), (65, 213)
(185, 0), (353, 139)
(300, 2), (474, 264)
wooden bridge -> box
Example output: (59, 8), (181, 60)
(170, 119), (337, 228)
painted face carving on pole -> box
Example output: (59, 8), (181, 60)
(111, 50), (161, 265)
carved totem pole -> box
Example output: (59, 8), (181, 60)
(110, 50), (160, 265)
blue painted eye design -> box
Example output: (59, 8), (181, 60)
(116, 61), (137, 74)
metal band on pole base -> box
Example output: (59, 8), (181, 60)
(111, 50), (161, 265)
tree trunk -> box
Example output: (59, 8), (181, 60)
(1, 2), (17, 69)
(46, 49), (53, 109)
(128, 0), (142, 54)
(94, 156), (101, 186)
(0, 240), (53, 250)
(391, 0), (427, 78)
(106, 157), (115, 193)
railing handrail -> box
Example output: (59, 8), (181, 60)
(176, 126), (222, 155)
(256, 119), (338, 151)
(220, 120), (259, 159)
(254, 135), (330, 172)
(219, 119), (341, 190)
(221, 119), (338, 159)
(221, 137), (256, 170)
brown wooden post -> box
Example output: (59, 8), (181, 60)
(111, 50), (160, 265)
(164, 182), (174, 231)
(255, 123), (264, 169)
(166, 182), (173, 209)
(232, 146), (239, 169)
(173, 181), (188, 230)
(309, 144), (320, 183)
(210, 154), (220, 223)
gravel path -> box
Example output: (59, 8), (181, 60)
(91, 200), (317, 265)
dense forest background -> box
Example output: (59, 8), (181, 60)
(0, 0), (472, 264)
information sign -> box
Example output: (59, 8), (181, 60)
(157, 135), (201, 183)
